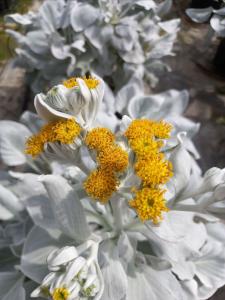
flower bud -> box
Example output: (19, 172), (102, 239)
(31, 241), (104, 300)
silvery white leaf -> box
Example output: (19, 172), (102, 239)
(4, 221), (26, 247)
(117, 232), (136, 271)
(47, 246), (78, 268)
(8, 172), (45, 202)
(143, 265), (185, 300)
(70, 3), (99, 32)
(127, 261), (184, 300)
(26, 30), (49, 55)
(0, 272), (25, 300)
(128, 89), (189, 120)
(193, 167), (225, 196)
(102, 84), (115, 112)
(186, 7), (213, 23)
(145, 255), (171, 271)
(214, 7), (225, 16)
(24, 280), (39, 300)
(95, 111), (118, 132)
(159, 19), (180, 34)
(20, 111), (44, 134)
(169, 136), (192, 197)
(7, 174), (56, 230)
(206, 222), (225, 243)
(71, 39), (86, 52)
(166, 116), (199, 137)
(85, 24), (113, 54)
(147, 211), (207, 279)
(127, 270), (154, 300)
(15, 48), (46, 71)
(214, 183), (225, 201)
(0, 226), (12, 249)
(135, 0), (156, 10)
(5, 12), (35, 26)
(26, 192), (57, 231)
(0, 246), (20, 271)
(50, 33), (71, 60)
(180, 280), (198, 300)
(0, 203), (14, 221)
(0, 121), (32, 166)
(119, 42), (145, 64)
(0, 185), (24, 220)
(40, 175), (90, 241)
(156, 0), (172, 16)
(194, 240), (225, 299)
(112, 23), (136, 52)
(6, 29), (26, 45)
(119, 115), (132, 133)
(159, 211), (206, 253)
(147, 33), (177, 60)
(39, 0), (65, 34)
(21, 225), (70, 283)
(115, 82), (141, 113)
(211, 15), (225, 36)
(100, 241), (128, 300)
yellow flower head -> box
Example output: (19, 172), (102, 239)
(124, 119), (154, 141)
(135, 156), (173, 187)
(84, 168), (118, 203)
(130, 136), (163, 158)
(52, 287), (70, 300)
(85, 128), (115, 152)
(25, 118), (81, 157)
(46, 118), (81, 144)
(63, 76), (100, 89)
(25, 135), (45, 157)
(151, 120), (173, 139)
(98, 146), (129, 173)
(125, 119), (172, 141)
(129, 188), (169, 223)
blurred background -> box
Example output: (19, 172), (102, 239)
(0, 1), (225, 298)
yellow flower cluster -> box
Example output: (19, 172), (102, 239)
(84, 169), (118, 203)
(25, 118), (81, 157)
(84, 128), (129, 203)
(52, 287), (70, 300)
(125, 119), (173, 224)
(129, 188), (169, 223)
(85, 128), (115, 151)
(63, 76), (100, 89)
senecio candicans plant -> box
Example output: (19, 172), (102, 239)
(5, 0), (179, 92)
(186, 0), (225, 36)
(0, 75), (225, 299)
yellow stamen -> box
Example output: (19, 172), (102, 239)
(63, 76), (100, 89)
(85, 128), (115, 152)
(125, 119), (172, 141)
(25, 135), (45, 157)
(52, 287), (70, 300)
(129, 188), (169, 223)
(45, 118), (81, 144)
(124, 119), (154, 140)
(129, 136), (163, 158)
(84, 169), (118, 203)
(25, 118), (81, 157)
(98, 146), (129, 172)
(151, 120), (173, 139)
(135, 156), (173, 187)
